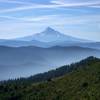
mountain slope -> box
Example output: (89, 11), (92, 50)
(0, 57), (100, 100)
(0, 39), (47, 47)
(0, 39), (100, 50)
(59, 42), (100, 50)
(0, 46), (100, 80)
(17, 27), (89, 43)
(1, 27), (100, 50)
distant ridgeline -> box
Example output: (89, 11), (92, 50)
(0, 56), (99, 84)
(0, 56), (100, 100)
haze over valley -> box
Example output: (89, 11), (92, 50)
(0, 27), (100, 80)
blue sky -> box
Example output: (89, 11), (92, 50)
(0, 0), (100, 41)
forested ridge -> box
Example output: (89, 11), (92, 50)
(0, 56), (100, 100)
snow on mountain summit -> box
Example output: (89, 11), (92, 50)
(16, 27), (89, 43)
(33, 27), (64, 42)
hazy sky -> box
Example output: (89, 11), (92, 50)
(0, 0), (100, 41)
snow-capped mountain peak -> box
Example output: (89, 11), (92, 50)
(45, 27), (56, 32)
(16, 27), (89, 43)
(41, 27), (61, 36)
(33, 27), (63, 42)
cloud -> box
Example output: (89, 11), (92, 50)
(89, 5), (100, 8)
(51, 0), (100, 6)
(0, 0), (32, 5)
(0, 14), (100, 27)
(0, 0), (100, 13)
(0, 15), (59, 22)
(0, 4), (56, 13)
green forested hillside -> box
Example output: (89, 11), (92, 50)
(0, 57), (100, 100)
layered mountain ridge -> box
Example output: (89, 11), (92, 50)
(0, 27), (100, 80)
(0, 27), (99, 49)
(0, 45), (100, 80)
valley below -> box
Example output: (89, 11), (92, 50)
(0, 45), (100, 80)
(0, 27), (100, 80)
